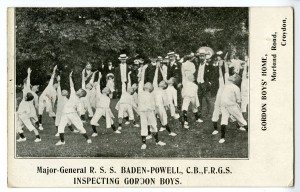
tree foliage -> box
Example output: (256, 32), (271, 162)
(16, 7), (248, 88)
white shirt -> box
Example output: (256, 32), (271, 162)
(182, 80), (198, 98)
(17, 100), (31, 117)
(120, 63), (127, 83)
(166, 85), (177, 106)
(138, 91), (155, 112)
(221, 83), (241, 107)
(119, 92), (134, 105)
(197, 62), (206, 83)
(153, 88), (168, 108)
(62, 87), (82, 114)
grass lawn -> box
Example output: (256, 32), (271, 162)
(15, 93), (248, 158)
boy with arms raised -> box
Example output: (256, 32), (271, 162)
(56, 71), (91, 145)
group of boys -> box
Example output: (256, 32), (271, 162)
(16, 49), (248, 150)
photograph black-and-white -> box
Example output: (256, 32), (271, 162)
(15, 7), (249, 158)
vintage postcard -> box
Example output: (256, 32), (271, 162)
(7, 7), (293, 187)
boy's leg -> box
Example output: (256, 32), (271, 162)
(140, 112), (148, 149)
(16, 117), (26, 142)
(71, 114), (91, 143)
(219, 107), (230, 143)
(20, 115), (41, 142)
(118, 105), (125, 130)
(90, 108), (102, 136)
(181, 97), (190, 128)
(128, 107), (139, 127)
(227, 105), (247, 131)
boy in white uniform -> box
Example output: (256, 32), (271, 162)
(152, 65), (177, 137)
(219, 72), (247, 144)
(80, 69), (95, 122)
(16, 92), (41, 143)
(56, 72), (91, 145)
(116, 86), (139, 130)
(22, 68), (39, 128)
(211, 61), (226, 135)
(181, 57), (203, 129)
(241, 58), (249, 118)
(38, 65), (58, 130)
(138, 65), (166, 150)
(90, 72), (120, 137)
(165, 77), (180, 119)
(54, 75), (78, 136)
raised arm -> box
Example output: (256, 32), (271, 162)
(96, 72), (102, 95)
(138, 65), (147, 93)
(153, 65), (159, 88)
(242, 61), (248, 79)
(127, 71), (132, 89)
(89, 71), (97, 84)
(48, 65), (57, 86)
(56, 75), (62, 97)
(82, 69), (86, 89)
(26, 67), (31, 89)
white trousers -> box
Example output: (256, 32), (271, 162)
(221, 105), (247, 126)
(118, 104), (134, 120)
(38, 98), (55, 117)
(17, 114), (36, 133)
(156, 106), (168, 126)
(182, 96), (199, 113)
(58, 113), (86, 134)
(140, 111), (157, 136)
(90, 108), (114, 128)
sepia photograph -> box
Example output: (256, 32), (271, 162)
(14, 7), (249, 158)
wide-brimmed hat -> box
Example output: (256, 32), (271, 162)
(106, 73), (114, 79)
(157, 56), (163, 61)
(118, 54), (128, 60)
(216, 51), (223, 56)
(167, 52), (176, 56)
(198, 49), (208, 55)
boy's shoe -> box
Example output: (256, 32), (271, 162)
(34, 138), (41, 143)
(91, 133), (98, 137)
(73, 130), (79, 133)
(118, 126), (122, 130)
(55, 133), (59, 137)
(114, 130), (121, 134)
(87, 139), (92, 144)
(159, 127), (166, 132)
(212, 130), (219, 135)
(174, 114), (180, 119)
(38, 125), (44, 131)
(133, 124), (140, 127)
(146, 135), (152, 140)
(17, 137), (26, 142)
(219, 138), (225, 144)
(156, 141), (166, 146)
(196, 119), (203, 123)
(238, 127), (247, 131)
(82, 120), (86, 123)
(169, 132), (177, 137)
(184, 124), (190, 129)
(125, 121), (130, 125)
(141, 144), (147, 150)
(184, 121), (189, 125)
(55, 141), (65, 146)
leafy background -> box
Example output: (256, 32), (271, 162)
(16, 8), (248, 89)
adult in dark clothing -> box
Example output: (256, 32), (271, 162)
(129, 59), (140, 86)
(144, 57), (164, 85)
(114, 54), (130, 98)
(195, 49), (213, 118)
(166, 52), (182, 109)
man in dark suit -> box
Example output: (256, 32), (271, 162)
(195, 49), (213, 118)
(106, 60), (115, 75)
(144, 57), (164, 85)
(166, 52), (182, 109)
(114, 54), (130, 98)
